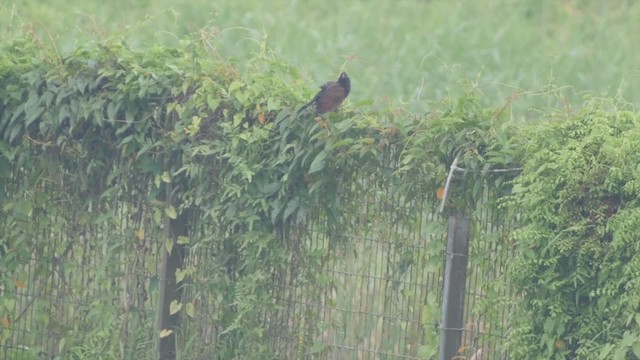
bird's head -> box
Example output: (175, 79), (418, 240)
(338, 72), (351, 96)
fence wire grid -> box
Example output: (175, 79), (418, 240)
(2, 165), (514, 360)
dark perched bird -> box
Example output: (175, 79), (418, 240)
(298, 72), (351, 115)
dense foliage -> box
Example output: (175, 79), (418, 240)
(0, 35), (520, 358)
(506, 101), (640, 359)
(2, 33), (640, 359)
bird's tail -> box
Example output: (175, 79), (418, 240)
(297, 100), (314, 115)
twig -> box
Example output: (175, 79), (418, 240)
(452, 165), (523, 174)
(439, 151), (462, 213)
(438, 152), (523, 213)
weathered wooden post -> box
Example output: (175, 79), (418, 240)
(439, 216), (471, 360)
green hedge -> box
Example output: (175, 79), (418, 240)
(0, 35), (518, 358)
(506, 101), (640, 359)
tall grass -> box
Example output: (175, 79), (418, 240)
(2, 0), (639, 114)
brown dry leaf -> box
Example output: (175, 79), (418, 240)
(554, 339), (567, 350)
(1, 316), (9, 328)
(436, 187), (446, 200)
(257, 113), (266, 125)
(14, 280), (27, 288)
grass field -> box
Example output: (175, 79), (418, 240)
(2, 0), (639, 114)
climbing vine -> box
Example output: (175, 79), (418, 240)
(7, 31), (638, 360)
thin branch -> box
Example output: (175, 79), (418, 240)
(452, 165), (523, 174)
(439, 152), (523, 213)
(439, 150), (462, 213)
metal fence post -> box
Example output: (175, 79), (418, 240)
(157, 206), (190, 360)
(439, 216), (471, 360)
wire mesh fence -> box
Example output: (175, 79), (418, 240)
(1, 170), (514, 360)
(0, 172), (161, 359)
(175, 168), (515, 359)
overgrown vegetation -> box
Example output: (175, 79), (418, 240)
(505, 100), (640, 359)
(0, 34), (522, 358)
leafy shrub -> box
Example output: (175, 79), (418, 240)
(506, 100), (640, 359)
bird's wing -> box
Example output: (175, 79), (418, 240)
(298, 82), (331, 114)
(315, 83), (346, 114)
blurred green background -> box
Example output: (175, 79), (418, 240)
(2, 0), (639, 115)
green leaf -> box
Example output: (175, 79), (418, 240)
(164, 238), (174, 253)
(621, 331), (636, 347)
(283, 196), (299, 221)
(58, 104), (71, 122)
(107, 102), (119, 121)
(185, 302), (195, 318)
(175, 268), (187, 282)
(228, 81), (244, 92)
(332, 138), (355, 149)
(613, 347), (627, 360)
(161, 171), (171, 183)
(207, 95), (221, 110)
(632, 342), (640, 358)
(169, 300), (182, 315)
(259, 181), (281, 196)
(0, 141), (11, 158)
(25, 106), (44, 127)
(308, 150), (327, 174)
(165, 206), (177, 219)
(9, 124), (22, 144)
